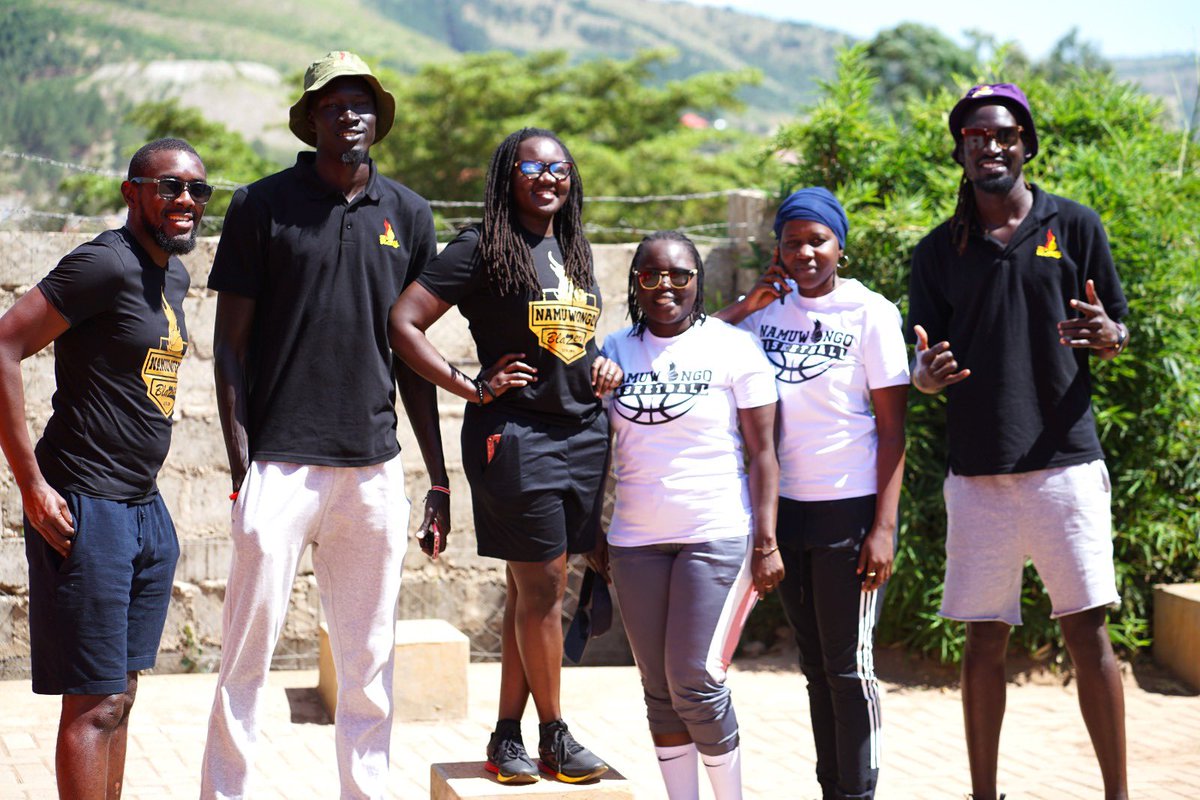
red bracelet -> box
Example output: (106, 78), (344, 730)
(429, 485), (450, 495)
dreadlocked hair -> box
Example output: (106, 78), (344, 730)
(626, 230), (707, 339)
(949, 169), (1035, 255)
(949, 173), (975, 255)
(477, 127), (593, 296)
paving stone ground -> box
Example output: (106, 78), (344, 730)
(1, 652), (1197, 799)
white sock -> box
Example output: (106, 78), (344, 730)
(701, 746), (743, 800)
(655, 743), (699, 800)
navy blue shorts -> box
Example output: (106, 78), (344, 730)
(25, 492), (179, 695)
(462, 405), (609, 563)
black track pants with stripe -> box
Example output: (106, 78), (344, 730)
(776, 494), (884, 800)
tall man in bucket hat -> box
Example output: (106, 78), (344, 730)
(200, 51), (450, 799)
(907, 83), (1129, 800)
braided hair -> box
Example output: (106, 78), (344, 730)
(478, 127), (593, 296)
(626, 230), (707, 338)
(949, 170), (1036, 255)
(948, 173), (976, 255)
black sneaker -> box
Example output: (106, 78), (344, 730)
(486, 720), (539, 785)
(537, 719), (608, 783)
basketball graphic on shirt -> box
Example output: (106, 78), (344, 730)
(613, 361), (710, 425)
(758, 319), (852, 384)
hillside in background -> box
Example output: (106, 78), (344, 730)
(1, 0), (1195, 222)
(370, 0), (848, 115)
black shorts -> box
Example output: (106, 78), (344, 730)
(461, 404), (609, 563)
(25, 491), (179, 695)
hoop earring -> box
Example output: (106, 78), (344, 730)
(838, 254), (851, 269)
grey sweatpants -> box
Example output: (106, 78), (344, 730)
(608, 535), (753, 756)
(201, 455), (411, 800)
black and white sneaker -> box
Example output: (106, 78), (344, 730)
(485, 719), (539, 784)
(537, 719), (608, 783)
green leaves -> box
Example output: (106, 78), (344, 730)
(373, 49), (761, 240)
(769, 45), (1200, 664)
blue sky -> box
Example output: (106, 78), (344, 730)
(681, 0), (1197, 58)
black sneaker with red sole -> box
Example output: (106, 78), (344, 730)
(486, 719), (539, 785)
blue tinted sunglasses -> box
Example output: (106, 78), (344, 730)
(514, 160), (573, 180)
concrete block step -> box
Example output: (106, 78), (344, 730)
(430, 762), (633, 799)
(318, 618), (470, 721)
(1154, 582), (1200, 690)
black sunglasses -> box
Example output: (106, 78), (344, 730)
(129, 176), (214, 204)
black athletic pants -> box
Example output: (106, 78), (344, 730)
(776, 494), (884, 800)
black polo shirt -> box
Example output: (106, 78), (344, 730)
(208, 153), (436, 466)
(907, 185), (1128, 476)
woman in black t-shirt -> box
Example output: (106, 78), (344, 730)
(390, 128), (620, 785)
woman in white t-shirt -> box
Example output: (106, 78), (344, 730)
(715, 188), (909, 800)
(597, 231), (782, 800)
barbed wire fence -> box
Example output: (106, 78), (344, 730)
(0, 150), (766, 244)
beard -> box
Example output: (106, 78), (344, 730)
(151, 224), (198, 255)
(974, 173), (1016, 195)
(340, 147), (368, 166)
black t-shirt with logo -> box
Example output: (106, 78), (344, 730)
(208, 153), (436, 466)
(36, 227), (190, 501)
(907, 186), (1128, 476)
(418, 227), (603, 426)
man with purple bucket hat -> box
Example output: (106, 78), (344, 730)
(907, 83), (1130, 800)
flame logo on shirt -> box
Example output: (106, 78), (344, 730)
(141, 291), (188, 417)
(1035, 229), (1063, 259)
(378, 219), (400, 249)
(528, 251), (599, 364)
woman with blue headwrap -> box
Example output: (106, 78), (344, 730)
(715, 187), (909, 800)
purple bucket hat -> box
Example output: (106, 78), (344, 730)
(948, 83), (1038, 160)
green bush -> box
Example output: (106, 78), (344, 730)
(763, 46), (1200, 663)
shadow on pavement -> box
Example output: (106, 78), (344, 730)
(285, 686), (332, 724)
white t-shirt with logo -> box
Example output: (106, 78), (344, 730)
(741, 278), (910, 502)
(602, 317), (778, 547)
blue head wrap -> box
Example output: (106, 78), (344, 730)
(773, 187), (849, 247)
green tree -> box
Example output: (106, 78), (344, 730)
(1038, 27), (1112, 81)
(0, 2), (116, 163)
(864, 24), (976, 115)
(61, 99), (281, 225)
(767, 45), (1200, 663)
(371, 50), (766, 240)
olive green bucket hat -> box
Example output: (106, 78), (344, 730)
(288, 51), (396, 147)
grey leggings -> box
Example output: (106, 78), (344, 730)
(608, 535), (752, 756)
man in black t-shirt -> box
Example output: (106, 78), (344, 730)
(908, 84), (1129, 800)
(0, 138), (206, 798)
(199, 51), (450, 800)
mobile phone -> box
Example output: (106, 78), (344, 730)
(422, 520), (441, 560)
